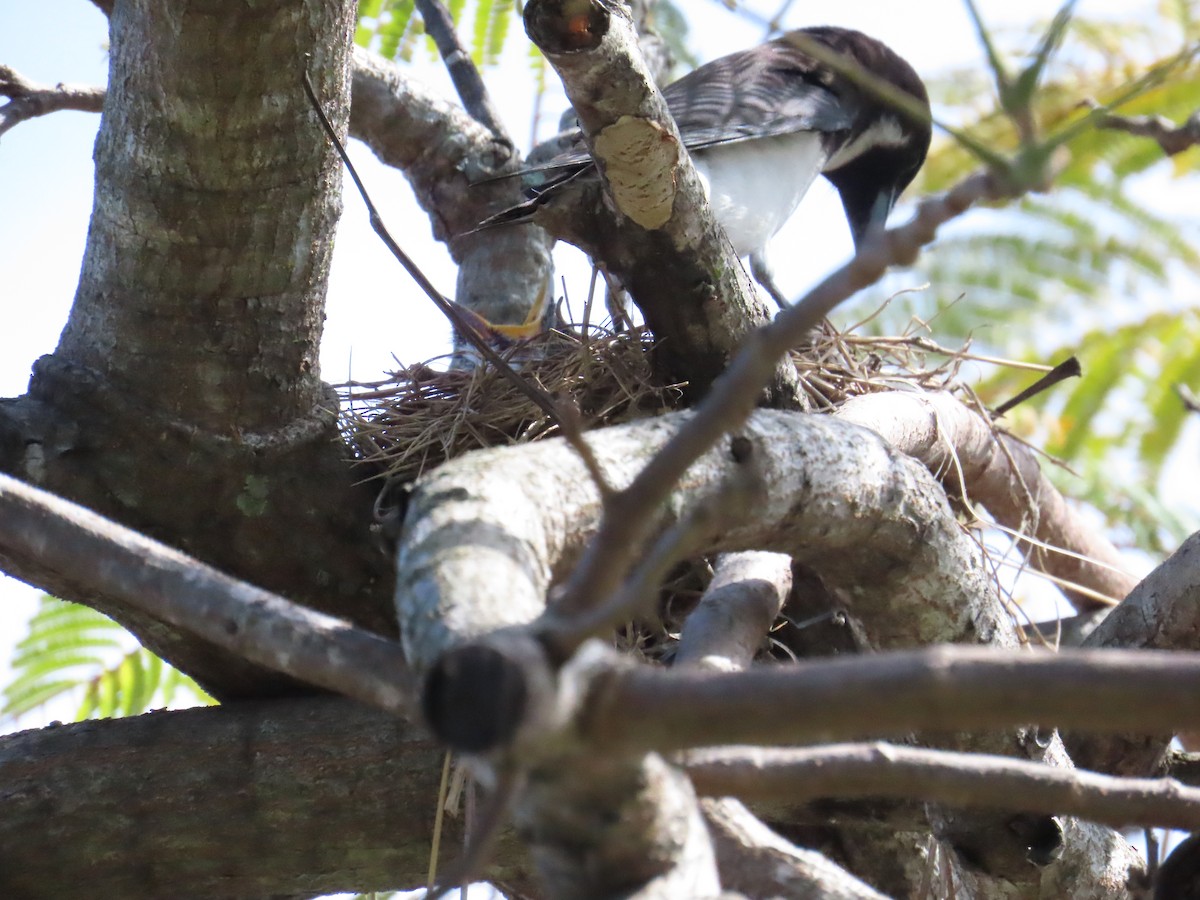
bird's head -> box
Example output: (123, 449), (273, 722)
(796, 27), (932, 251)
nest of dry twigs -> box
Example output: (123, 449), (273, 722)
(338, 311), (1035, 664)
(338, 313), (970, 487)
(340, 325), (679, 485)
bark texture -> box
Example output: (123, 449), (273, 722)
(0, 698), (534, 899)
(0, 0), (393, 698)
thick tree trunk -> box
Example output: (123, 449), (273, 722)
(0, 0), (394, 698)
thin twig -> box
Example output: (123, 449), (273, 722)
(686, 742), (1200, 830)
(1087, 104), (1200, 157)
(553, 169), (1009, 618)
(0, 65), (105, 138)
(428, 763), (526, 899)
(426, 750), (454, 890)
(1178, 383), (1200, 414)
(413, 0), (511, 140)
(992, 355), (1081, 417)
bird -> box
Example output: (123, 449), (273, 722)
(476, 26), (932, 308)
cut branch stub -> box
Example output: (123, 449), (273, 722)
(423, 632), (538, 753)
(524, 0), (613, 53)
(592, 115), (681, 229)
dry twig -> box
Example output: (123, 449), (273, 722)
(0, 65), (104, 138)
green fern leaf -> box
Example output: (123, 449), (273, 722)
(2, 596), (216, 726)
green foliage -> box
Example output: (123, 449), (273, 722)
(653, 0), (698, 72)
(852, 6), (1200, 557)
(356, 0), (520, 67)
(2, 595), (215, 725)
(871, 12), (1200, 335)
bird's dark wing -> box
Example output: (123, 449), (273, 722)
(482, 34), (857, 182)
(471, 31), (861, 230)
(663, 38), (856, 151)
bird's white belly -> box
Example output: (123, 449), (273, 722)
(692, 131), (827, 257)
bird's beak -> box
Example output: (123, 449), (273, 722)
(849, 189), (897, 252)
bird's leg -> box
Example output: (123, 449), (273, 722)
(602, 271), (636, 333)
(750, 251), (791, 309)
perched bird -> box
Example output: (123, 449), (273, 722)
(479, 26), (932, 307)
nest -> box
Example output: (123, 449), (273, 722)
(338, 313), (970, 486)
(338, 312), (1027, 663)
(340, 325), (680, 485)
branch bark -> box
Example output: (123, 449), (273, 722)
(0, 698), (534, 899)
(835, 391), (1138, 610)
(514, 751), (720, 899)
(582, 645), (1200, 753)
(674, 551), (792, 671)
(0, 472), (412, 712)
(413, 0), (510, 138)
(687, 742), (1200, 830)
(1089, 104), (1200, 156)
(1067, 528), (1200, 775)
(520, 0), (797, 401)
(398, 407), (1009, 677)
(0, 64), (105, 136)
(702, 797), (887, 899)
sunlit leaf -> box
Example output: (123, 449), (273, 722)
(1, 596), (216, 726)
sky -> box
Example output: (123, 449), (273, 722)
(0, 0), (1184, 709)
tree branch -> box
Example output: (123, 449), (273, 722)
(835, 391), (1138, 611)
(413, 0), (510, 139)
(3, 459), (1172, 892)
(686, 742), (1200, 830)
(0, 65), (104, 137)
(520, 0), (797, 402)
(512, 751), (720, 899)
(587, 645), (1200, 753)
(1066, 528), (1200, 775)
(0, 472), (413, 712)
(399, 405), (1111, 882)
(0, 697), (535, 899)
(674, 551), (792, 671)
(701, 797), (887, 899)
(1087, 103), (1200, 156)
(398, 408), (1009, 678)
